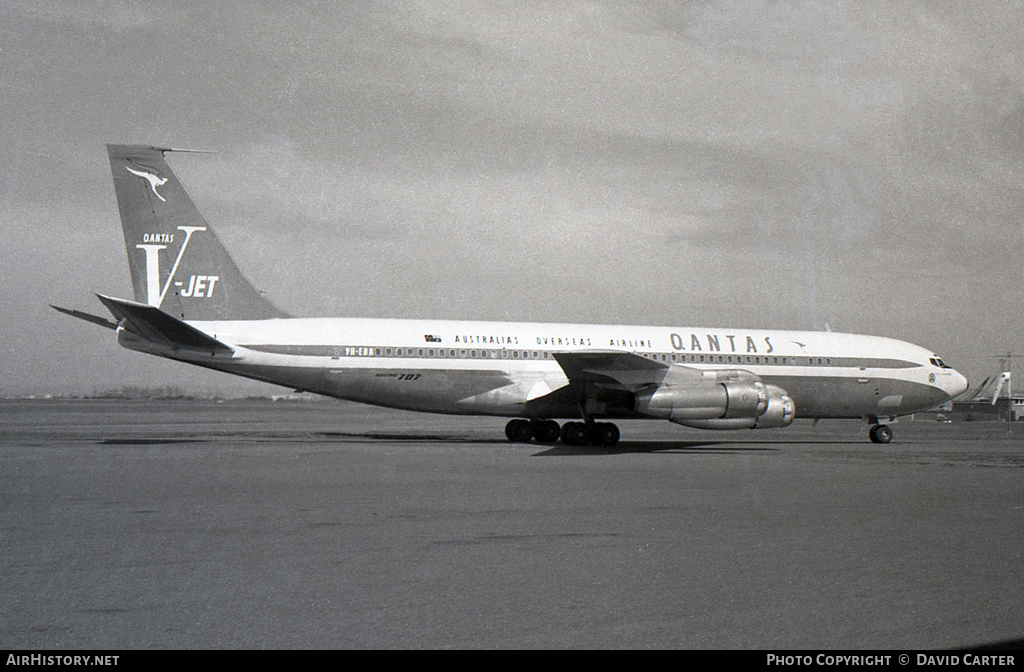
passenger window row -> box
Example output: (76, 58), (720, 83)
(341, 347), (833, 366)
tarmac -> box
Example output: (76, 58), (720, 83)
(1, 397), (1022, 649)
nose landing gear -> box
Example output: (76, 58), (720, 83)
(868, 424), (893, 443)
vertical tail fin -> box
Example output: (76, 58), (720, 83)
(107, 144), (289, 321)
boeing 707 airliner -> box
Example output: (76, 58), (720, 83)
(52, 145), (968, 446)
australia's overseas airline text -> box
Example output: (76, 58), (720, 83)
(452, 331), (777, 353)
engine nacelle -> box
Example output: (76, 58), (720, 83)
(753, 384), (796, 428)
(637, 377), (794, 430)
(675, 384), (794, 429)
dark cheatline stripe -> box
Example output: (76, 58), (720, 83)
(242, 344), (921, 369)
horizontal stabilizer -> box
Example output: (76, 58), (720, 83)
(96, 294), (233, 354)
(50, 304), (118, 330)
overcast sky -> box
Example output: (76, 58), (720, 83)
(2, 1), (1022, 396)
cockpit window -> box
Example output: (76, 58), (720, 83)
(930, 356), (951, 369)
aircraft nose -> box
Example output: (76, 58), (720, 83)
(947, 370), (969, 399)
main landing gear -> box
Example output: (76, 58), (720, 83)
(505, 419), (620, 447)
(868, 424), (893, 444)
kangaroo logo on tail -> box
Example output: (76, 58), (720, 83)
(125, 164), (168, 202)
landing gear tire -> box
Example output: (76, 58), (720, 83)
(560, 422), (591, 447)
(559, 421), (620, 447)
(505, 419), (533, 443)
(869, 424), (893, 444)
(532, 420), (561, 444)
(589, 422), (620, 447)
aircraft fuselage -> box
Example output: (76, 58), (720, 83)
(119, 315), (964, 422)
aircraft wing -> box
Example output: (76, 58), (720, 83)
(95, 294), (234, 355)
(520, 350), (709, 417)
(549, 350), (674, 391)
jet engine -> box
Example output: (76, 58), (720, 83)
(635, 369), (794, 429)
